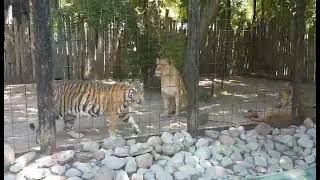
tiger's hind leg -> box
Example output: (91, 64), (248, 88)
(63, 114), (84, 139)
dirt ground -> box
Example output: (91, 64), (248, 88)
(4, 76), (316, 154)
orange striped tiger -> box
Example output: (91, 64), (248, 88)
(30, 80), (143, 142)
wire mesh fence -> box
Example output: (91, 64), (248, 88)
(4, 0), (316, 155)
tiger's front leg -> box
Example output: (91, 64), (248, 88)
(128, 116), (141, 134)
(107, 114), (118, 137)
(63, 114), (84, 139)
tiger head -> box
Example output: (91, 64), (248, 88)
(126, 80), (144, 105)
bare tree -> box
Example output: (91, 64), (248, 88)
(184, 0), (201, 135)
(34, 0), (56, 154)
(291, 0), (306, 124)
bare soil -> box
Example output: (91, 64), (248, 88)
(4, 76), (315, 154)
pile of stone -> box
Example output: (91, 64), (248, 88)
(4, 118), (316, 180)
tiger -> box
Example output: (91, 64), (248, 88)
(29, 80), (144, 142)
(154, 58), (187, 117)
(244, 83), (294, 127)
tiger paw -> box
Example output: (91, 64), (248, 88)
(66, 130), (85, 139)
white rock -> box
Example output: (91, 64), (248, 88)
(161, 132), (174, 144)
(231, 152), (243, 162)
(253, 156), (267, 167)
(164, 166), (175, 175)
(144, 170), (156, 180)
(297, 135), (313, 148)
(199, 159), (212, 168)
(155, 144), (163, 153)
(171, 152), (185, 165)
(114, 146), (130, 157)
(195, 138), (209, 148)
(279, 156), (293, 170)
(36, 156), (57, 168)
(126, 139), (136, 146)
(10, 151), (37, 173)
(205, 166), (228, 178)
(103, 136), (126, 150)
(280, 128), (296, 135)
(303, 118), (314, 128)
(254, 123), (272, 136)
(4, 144), (15, 171)
(177, 165), (199, 177)
(272, 128), (280, 135)
(267, 150), (281, 159)
(274, 135), (296, 147)
(233, 164), (248, 175)
(181, 130), (194, 147)
(150, 164), (163, 174)
(43, 174), (65, 180)
(194, 147), (211, 160)
(82, 141), (100, 152)
(124, 157), (137, 174)
(237, 144), (250, 154)
(247, 142), (259, 151)
(131, 173), (143, 180)
(185, 155), (199, 166)
(162, 144), (180, 156)
(275, 142), (289, 152)
(50, 164), (66, 175)
(220, 145), (233, 156)
(94, 150), (105, 160)
(263, 140), (275, 150)
(65, 168), (82, 177)
(155, 171), (173, 180)
(95, 167), (114, 180)
(101, 155), (127, 169)
(221, 157), (233, 167)
(137, 168), (148, 175)
(147, 136), (162, 147)
(204, 130), (220, 139)
(305, 154), (316, 164)
(66, 177), (82, 180)
(4, 174), (15, 180)
(229, 127), (240, 137)
(55, 150), (75, 165)
(22, 167), (50, 180)
(173, 132), (185, 144)
(129, 143), (152, 156)
(219, 135), (235, 145)
(306, 128), (316, 139)
(73, 162), (91, 174)
(115, 170), (129, 180)
(135, 153), (153, 169)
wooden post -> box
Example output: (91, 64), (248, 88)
(34, 0), (56, 154)
(184, 0), (200, 135)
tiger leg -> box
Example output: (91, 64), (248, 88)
(63, 114), (84, 139)
(161, 93), (170, 118)
(128, 115), (141, 134)
(107, 114), (118, 137)
(175, 93), (180, 116)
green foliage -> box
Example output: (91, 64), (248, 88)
(160, 34), (187, 70)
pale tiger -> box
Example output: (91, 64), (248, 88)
(30, 80), (143, 142)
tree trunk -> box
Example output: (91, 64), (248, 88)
(34, 0), (56, 154)
(96, 29), (105, 79)
(13, 18), (21, 81)
(184, 0), (200, 136)
(29, 0), (36, 81)
(292, 0), (306, 124)
(65, 15), (74, 79)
